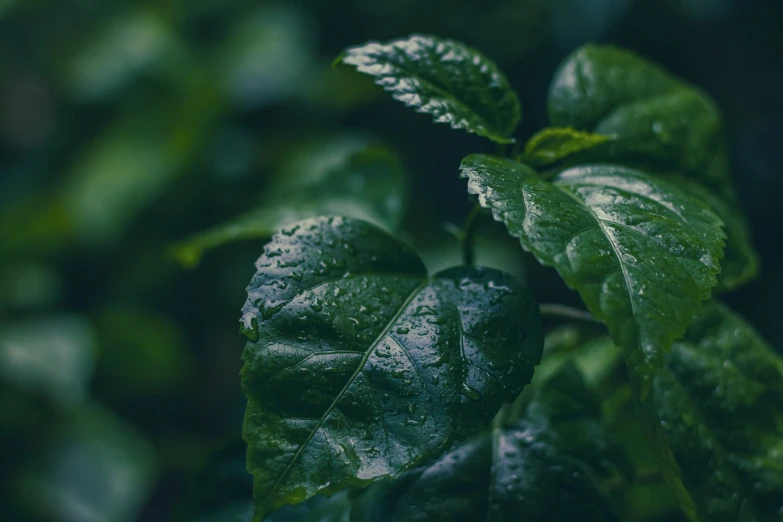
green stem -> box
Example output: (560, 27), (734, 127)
(495, 142), (507, 157)
(461, 204), (482, 265)
(539, 303), (602, 324)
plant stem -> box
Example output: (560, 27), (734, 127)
(461, 204), (482, 265)
(495, 142), (507, 156)
(539, 303), (602, 324)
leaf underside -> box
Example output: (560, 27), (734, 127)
(240, 216), (542, 520)
(339, 34), (521, 143)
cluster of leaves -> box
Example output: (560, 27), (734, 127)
(179, 35), (781, 522)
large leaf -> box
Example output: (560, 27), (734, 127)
(338, 35), (521, 143)
(240, 216), (543, 520)
(548, 44), (734, 201)
(665, 177), (759, 290)
(639, 301), (783, 521)
(460, 155), (725, 390)
(352, 363), (622, 522)
(174, 139), (407, 267)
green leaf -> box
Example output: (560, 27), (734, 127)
(352, 363), (622, 521)
(460, 154), (725, 390)
(240, 216), (543, 520)
(639, 301), (783, 521)
(338, 35), (521, 143)
(665, 177), (759, 290)
(19, 406), (157, 522)
(548, 45), (734, 201)
(174, 139), (407, 267)
(522, 127), (612, 167)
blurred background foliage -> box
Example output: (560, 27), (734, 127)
(1, 0), (781, 520)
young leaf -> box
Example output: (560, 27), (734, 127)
(352, 363), (622, 522)
(338, 35), (521, 143)
(240, 216), (543, 520)
(637, 301), (783, 521)
(548, 45), (734, 201)
(522, 127), (612, 167)
(460, 155), (725, 390)
(173, 140), (407, 268)
(665, 177), (759, 290)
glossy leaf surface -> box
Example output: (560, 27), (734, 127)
(522, 127), (612, 167)
(548, 45), (734, 200)
(352, 363), (621, 522)
(640, 301), (783, 521)
(338, 35), (521, 143)
(240, 216), (543, 520)
(666, 177), (759, 290)
(460, 155), (725, 388)
(174, 140), (407, 267)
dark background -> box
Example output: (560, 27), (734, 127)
(1, 0), (781, 521)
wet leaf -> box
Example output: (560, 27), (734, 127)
(460, 155), (725, 391)
(522, 127), (612, 167)
(639, 301), (783, 521)
(352, 363), (622, 522)
(665, 177), (759, 291)
(548, 44), (734, 201)
(174, 140), (407, 268)
(338, 35), (520, 143)
(240, 216), (543, 519)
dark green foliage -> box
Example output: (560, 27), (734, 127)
(240, 216), (542, 519)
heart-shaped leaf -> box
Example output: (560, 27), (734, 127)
(338, 35), (521, 143)
(174, 139), (407, 268)
(352, 363), (622, 522)
(240, 216), (543, 520)
(460, 155), (725, 390)
(548, 44), (733, 201)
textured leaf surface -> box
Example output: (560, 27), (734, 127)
(666, 177), (758, 290)
(174, 140), (406, 267)
(522, 127), (612, 167)
(339, 35), (521, 143)
(240, 216), (543, 520)
(548, 45), (734, 200)
(352, 364), (621, 522)
(639, 301), (783, 521)
(460, 155), (725, 388)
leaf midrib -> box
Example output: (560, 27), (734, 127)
(263, 276), (432, 507)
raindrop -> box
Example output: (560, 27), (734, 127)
(460, 382), (481, 400)
(239, 312), (259, 342)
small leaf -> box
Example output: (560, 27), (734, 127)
(522, 127), (612, 167)
(638, 301), (783, 521)
(240, 216), (543, 520)
(460, 155), (725, 391)
(338, 35), (521, 143)
(548, 45), (734, 201)
(352, 363), (622, 521)
(173, 139), (407, 267)
(665, 177), (759, 290)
